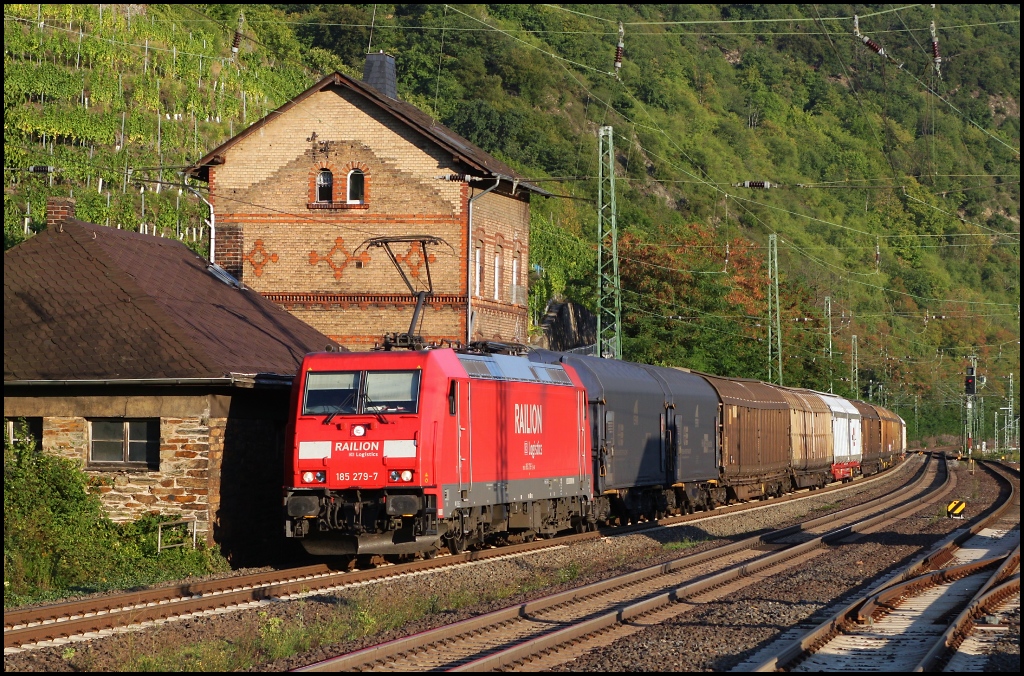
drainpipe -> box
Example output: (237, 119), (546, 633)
(467, 175), (502, 344)
(185, 184), (216, 263)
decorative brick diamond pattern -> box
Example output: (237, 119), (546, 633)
(309, 237), (372, 281)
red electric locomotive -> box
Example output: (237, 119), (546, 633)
(283, 348), (592, 557)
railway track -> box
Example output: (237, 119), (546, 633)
(4, 453), (920, 653)
(295, 452), (951, 672)
(746, 459), (1019, 672)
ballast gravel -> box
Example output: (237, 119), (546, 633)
(8, 456), (1007, 673)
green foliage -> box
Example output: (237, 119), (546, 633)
(4, 426), (228, 606)
(4, 4), (1018, 438)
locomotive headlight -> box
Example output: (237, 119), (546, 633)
(389, 470), (400, 482)
(302, 471), (315, 483)
(352, 425), (366, 437)
(315, 471), (326, 483)
(401, 470), (413, 482)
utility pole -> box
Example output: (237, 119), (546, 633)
(596, 126), (621, 360)
(915, 394), (919, 445)
(851, 334), (859, 398)
(825, 296), (833, 393)
(767, 234), (782, 384)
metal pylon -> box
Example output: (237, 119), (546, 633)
(767, 234), (782, 384)
(597, 125), (621, 359)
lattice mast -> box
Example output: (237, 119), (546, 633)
(596, 126), (622, 360)
(767, 233), (782, 384)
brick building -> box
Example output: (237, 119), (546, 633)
(187, 56), (549, 351)
(4, 200), (338, 562)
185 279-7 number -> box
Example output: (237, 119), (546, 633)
(335, 472), (379, 482)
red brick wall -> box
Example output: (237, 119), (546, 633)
(209, 87), (530, 349)
(45, 197), (76, 229)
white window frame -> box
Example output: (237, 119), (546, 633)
(474, 242), (482, 297)
(493, 247), (502, 301)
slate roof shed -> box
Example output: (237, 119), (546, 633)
(4, 219), (337, 383)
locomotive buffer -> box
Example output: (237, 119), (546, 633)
(361, 235), (449, 351)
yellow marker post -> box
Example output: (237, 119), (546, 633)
(946, 500), (967, 519)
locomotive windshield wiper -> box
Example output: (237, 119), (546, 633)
(362, 393), (390, 424)
(322, 392), (356, 425)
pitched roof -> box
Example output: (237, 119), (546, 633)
(186, 72), (551, 197)
(4, 221), (339, 382)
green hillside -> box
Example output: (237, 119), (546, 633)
(4, 4), (1019, 440)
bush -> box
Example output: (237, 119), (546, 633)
(4, 425), (229, 607)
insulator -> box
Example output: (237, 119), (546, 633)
(615, 45), (624, 67)
(28, 165), (54, 173)
(232, 13), (244, 55)
(931, 39), (940, 59)
(862, 35), (886, 57)
(740, 180), (771, 189)
(853, 15), (861, 37)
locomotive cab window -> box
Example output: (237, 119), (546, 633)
(89, 419), (159, 469)
(304, 372), (360, 416)
(448, 380), (458, 415)
(365, 371), (420, 413)
(303, 370), (419, 416)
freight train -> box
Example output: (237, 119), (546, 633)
(283, 348), (906, 557)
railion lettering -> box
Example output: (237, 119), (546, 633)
(335, 441), (380, 453)
(514, 404), (543, 434)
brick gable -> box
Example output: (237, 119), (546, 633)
(195, 76), (533, 349)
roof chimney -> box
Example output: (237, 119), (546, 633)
(363, 51), (397, 99)
(46, 197), (76, 230)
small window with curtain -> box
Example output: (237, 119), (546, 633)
(316, 169), (333, 202)
(474, 241), (483, 297)
(89, 419), (159, 469)
(347, 170), (365, 204)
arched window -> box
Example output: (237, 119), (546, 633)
(493, 245), (502, 301)
(316, 170), (333, 203)
(511, 251), (520, 304)
(474, 240), (483, 297)
(347, 170), (365, 204)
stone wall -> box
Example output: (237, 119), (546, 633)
(42, 415), (216, 539)
(12, 388), (295, 563)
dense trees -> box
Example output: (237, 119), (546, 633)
(4, 4), (1018, 437)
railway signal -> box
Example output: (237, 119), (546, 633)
(965, 366), (976, 395)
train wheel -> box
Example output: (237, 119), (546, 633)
(447, 531), (466, 554)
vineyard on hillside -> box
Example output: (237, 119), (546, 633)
(4, 4), (1019, 440)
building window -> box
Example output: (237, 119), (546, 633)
(5, 417), (42, 450)
(511, 253), (520, 305)
(89, 419), (159, 469)
(347, 169), (365, 204)
(316, 169), (333, 202)
(493, 246), (502, 301)
(474, 241), (483, 297)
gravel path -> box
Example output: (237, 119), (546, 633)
(8, 456), (985, 673)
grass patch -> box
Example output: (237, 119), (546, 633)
(812, 502), (840, 512)
(663, 537), (706, 552)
